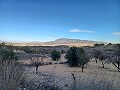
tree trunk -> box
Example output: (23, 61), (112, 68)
(102, 61), (104, 68)
(112, 62), (120, 72)
(118, 62), (120, 72)
(81, 64), (84, 73)
(36, 66), (38, 74)
(95, 58), (97, 63)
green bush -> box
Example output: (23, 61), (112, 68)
(51, 50), (61, 61)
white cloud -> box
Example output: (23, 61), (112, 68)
(112, 32), (120, 36)
(69, 29), (94, 33)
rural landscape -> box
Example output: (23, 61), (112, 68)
(0, 39), (120, 90)
(0, 0), (120, 90)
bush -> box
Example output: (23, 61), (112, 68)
(0, 46), (24, 90)
(65, 47), (79, 67)
(21, 46), (33, 53)
(51, 50), (61, 61)
(61, 50), (66, 54)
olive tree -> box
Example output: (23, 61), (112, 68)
(65, 47), (89, 72)
(77, 48), (89, 72)
(92, 50), (102, 63)
(65, 47), (79, 67)
(112, 50), (120, 71)
(99, 53), (108, 68)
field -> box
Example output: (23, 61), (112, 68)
(0, 44), (120, 90)
(19, 51), (120, 90)
(20, 55), (120, 90)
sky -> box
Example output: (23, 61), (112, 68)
(0, 0), (120, 43)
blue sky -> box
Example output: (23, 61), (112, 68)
(0, 0), (120, 43)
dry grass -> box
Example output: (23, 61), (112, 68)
(22, 59), (120, 90)
(0, 60), (24, 90)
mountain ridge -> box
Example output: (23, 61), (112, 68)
(0, 38), (107, 46)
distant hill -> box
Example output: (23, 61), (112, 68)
(0, 38), (107, 46)
(44, 38), (106, 46)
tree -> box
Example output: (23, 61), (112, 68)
(65, 47), (79, 67)
(22, 46), (32, 53)
(94, 43), (104, 47)
(65, 47), (89, 72)
(0, 42), (5, 47)
(77, 48), (89, 72)
(108, 43), (112, 45)
(61, 50), (66, 54)
(51, 50), (61, 61)
(31, 57), (44, 74)
(112, 50), (120, 71)
(115, 44), (120, 50)
(92, 50), (101, 63)
(107, 44), (120, 72)
(99, 53), (108, 68)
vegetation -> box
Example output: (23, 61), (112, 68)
(112, 50), (120, 71)
(65, 47), (79, 67)
(92, 50), (102, 63)
(99, 53), (108, 68)
(51, 50), (61, 61)
(1, 42), (120, 89)
(65, 47), (89, 72)
(78, 48), (89, 72)
(94, 43), (105, 47)
(108, 43), (112, 45)
(61, 50), (66, 54)
(31, 57), (44, 74)
(21, 46), (33, 53)
(0, 44), (24, 90)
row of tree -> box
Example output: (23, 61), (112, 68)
(50, 45), (120, 72)
(92, 45), (120, 71)
(49, 47), (89, 72)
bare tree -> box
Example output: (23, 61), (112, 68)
(99, 53), (108, 68)
(92, 50), (101, 63)
(112, 50), (120, 71)
(31, 57), (44, 74)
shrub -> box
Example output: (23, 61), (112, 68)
(0, 46), (24, 90)
(65, 47), (79, 67)
(61, 50), (66, 54)
(94, 43), (104, 47)
(51, 50), (61, 61)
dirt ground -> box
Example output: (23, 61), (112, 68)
(21, 56), (120, 90)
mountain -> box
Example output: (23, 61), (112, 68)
(1, 38), (107, 46)
(44, 38), (106, 46)
(45, 38), (95, 44)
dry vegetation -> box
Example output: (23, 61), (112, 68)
(0, 43), (120, 90)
